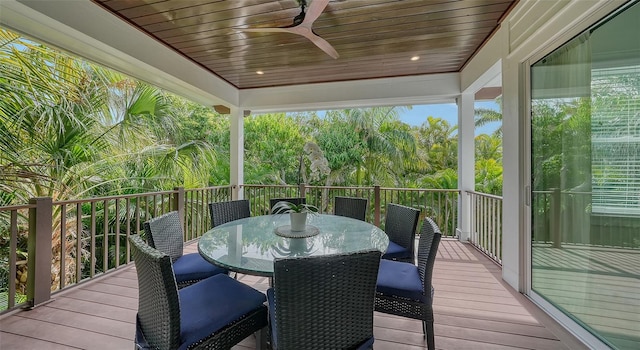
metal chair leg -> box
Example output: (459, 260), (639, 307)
(425, 320), (435, 350)
(255, 327), (267, 350)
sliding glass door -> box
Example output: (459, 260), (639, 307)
(530, 1), (640, 348)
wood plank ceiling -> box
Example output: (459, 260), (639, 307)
(92, 0), (516, 89)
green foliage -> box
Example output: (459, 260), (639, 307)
(0, 27), (505, 201)
(244, 113), (306, 184)
(416, 116), (458, 173)
(271, 201), (319, 214)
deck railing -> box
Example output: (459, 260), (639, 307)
(469, 191), (503, 265)
(243, 184), (459, 232)
(0, 186), (233, 313)
(532, 189), (640, 249)
(1, 184), (466, 314)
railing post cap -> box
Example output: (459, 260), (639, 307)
(29, 197), (53, 203)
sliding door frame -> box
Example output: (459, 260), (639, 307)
(521, 2), (634, 348)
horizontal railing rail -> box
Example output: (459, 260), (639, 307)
(469, 191), (503, 265)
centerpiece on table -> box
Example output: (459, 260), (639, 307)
(272, 201), (320, 237)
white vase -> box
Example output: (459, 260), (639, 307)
(289, 212), (308, 232)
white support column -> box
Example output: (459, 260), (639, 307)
(457, 93), (475, 242)
(229, 108), (245, 200)
(500, 58), (525, 291)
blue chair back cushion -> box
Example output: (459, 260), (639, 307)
(172, 253), (227, 284)
(178, 274), (267, 350)
(376, 259), (424, 302)
(383, 240), (411, 260)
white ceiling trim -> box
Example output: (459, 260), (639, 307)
(240, 73), (461, 113)
(2, 0), (238, 107)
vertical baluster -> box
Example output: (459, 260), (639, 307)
(197, 189), (203, 238)
(115, 198), (120, 268)
(76, 203), (82, 283)
(9, 210), (18, 308)
(103, 199), (109, 273)
(135, 197), (141, 237)
(90, 201), (96, 278)
(189, 191), (195, 240)
(126, 198), (131, 264)
(60, 204), (66, 290)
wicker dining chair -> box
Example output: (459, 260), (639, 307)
(269, 197), (306, 214)
(143, 211), (227, 288)
(375, 217), (442, 350)
(129, 235), (268, 350)
(267, 250), (382, 350)
(208, 199), (251, 228)
(381, 203), (421, 264)
(334, 196), (368, 221)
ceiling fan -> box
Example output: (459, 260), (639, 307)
(239, 0), (339, 59)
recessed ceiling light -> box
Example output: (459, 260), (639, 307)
(411, 56), (420, 61)
(256, 70), (264, 75)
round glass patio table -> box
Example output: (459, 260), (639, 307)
(198, 214), (389, 277)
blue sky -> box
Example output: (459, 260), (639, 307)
(298, 101), (502, 136)
(398, 101), (501, 135)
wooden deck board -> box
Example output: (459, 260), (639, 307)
(0, 317), (132, 349)
(16, 307), (133, 339)
(0, 332), (80, 350)
(532, 244), (640, 346)
(0, 239), (587, 350)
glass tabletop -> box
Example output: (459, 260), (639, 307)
(198, 214), (389, 277)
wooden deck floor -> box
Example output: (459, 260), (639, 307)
(0, 240), (588, 350)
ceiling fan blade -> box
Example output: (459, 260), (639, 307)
(305, 32), (339, 59)
(302, 0), (330, 25)
(238, 0), (338, 59)
(238, 27), (291, 34)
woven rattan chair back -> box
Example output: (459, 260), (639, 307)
(269, 197), (306, 214)
(208, 199), (251, 228)
(334, 196), (368, 221)
(129, 235), (181, 350)
(384, 203), (420, 262)
(143, 211), (184, 263)
(418, 217), (442, 297)
(271, 250), (381, 350)
(375, 217), (442, 350)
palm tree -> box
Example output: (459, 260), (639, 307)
(0, 29), (221, 291)
(475, 96), (503, 137)
(416, 116), (458, 172)
(330, 106), (417, 186)
(475, 134), (502, 162)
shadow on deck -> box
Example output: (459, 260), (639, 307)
(0, 239), (587, 349)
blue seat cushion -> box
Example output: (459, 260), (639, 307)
(178, 274), (267, 350)
(376, 259), (424, 302)
(356, 337), (375, 350)
(267, 288), (374, 350)
(382, 240), (411, 260)
(173, 253), (227, 284)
